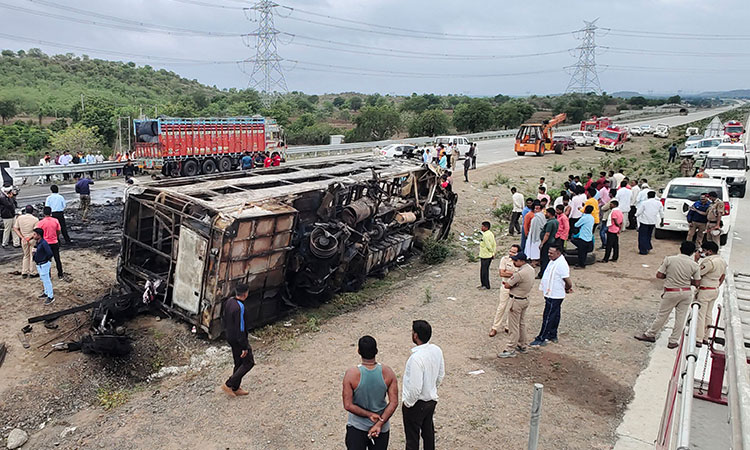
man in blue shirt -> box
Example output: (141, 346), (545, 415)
(221, 283), (255, 397)
(45, 185), (71, 244)
(570, 205), (595, 269)
(32, 227), (55, 305)
(519, 198), (534, 251)
(74, 175), (94, 221)
(241, 151), (254, 170)
(686, 192), (710, 247)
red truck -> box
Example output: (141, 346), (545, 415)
(724, 120), (744, 142)
(594, 126), (628, 152)
(580, 116), (612, 132)
(133, 116), (285, 177)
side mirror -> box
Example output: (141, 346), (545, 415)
(658, 188), (664, 194)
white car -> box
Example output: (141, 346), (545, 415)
(630, 126), (643, 136)
(655, 177), (733, 245)
(685, 127), (700, 137)
(654, 124), (670, 138)
(683, 135), (704, 149)
(641, 124), (653, 134)
(570, 130), (596, 146)
(377, 144), (416, 158)
(703, 145), (748, 197)
(692, 137), (723, 159)
(434, 136), (471, 158)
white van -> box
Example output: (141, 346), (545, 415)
(703, 144), (748, 197)
(570, 130), (596, 146)
(433, 136), (472, 158)
(656, 177), (733, 245)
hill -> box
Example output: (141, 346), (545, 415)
(694, 89), (750, 99)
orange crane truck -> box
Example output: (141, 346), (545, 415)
(514, 113), (567, 156)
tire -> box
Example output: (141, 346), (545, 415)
(201, 159), (217, 175)
(181, 159), (199, 177)
(554, 143), (564, 155)
(218, 156), (233, 172)
(720, 233), (728, 246)
(564, 252), (596, 266)
(654, 228), (667, 239)
(516, 152), (525, 156)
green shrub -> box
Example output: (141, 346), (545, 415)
(421, 237), (451, 265)
(492, 203), (513, 221)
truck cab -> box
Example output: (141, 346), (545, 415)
(579, 116), (611, 132)
(723, 120), (744, 142)
(703, 144), (748, 197)
(594, 126), (627, 152)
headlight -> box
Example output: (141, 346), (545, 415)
(734, 177), (746, 183)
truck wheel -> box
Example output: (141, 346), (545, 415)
(218, 156), (233, 172)
(182, 159), (199, 177)
(516, 152), (525, 156)
(654, 228), (667, 239)
(720, 233), (728, 246)
(201, 159), (217, 175)
(554, 143), (564, 155)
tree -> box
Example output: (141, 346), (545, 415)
(332, 96), (345, 108)
(495, 100), (535, 129)
(50, 124), (102, 153)
(347, 96), (363, 111)
(408, 109), (450, 137)
(0, 99), (18, 125)
(453, 99), (494, 133)
(70, 96), (116, 146)
(667, 95), (681, 104)
(351, 105), (402, 141)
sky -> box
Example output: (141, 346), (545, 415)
(0, 0), (748, 96)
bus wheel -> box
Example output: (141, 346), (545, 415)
(218, 156), (233, 172)
(182, 159), (199, 177)
(201, 159), (217, 175)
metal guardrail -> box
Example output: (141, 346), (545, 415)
(11, 161), (125, 178)
(724, 273), (750, 450)
(675, 302), (701, 449)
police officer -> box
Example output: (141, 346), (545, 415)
(694, 242), (726, 346)
(635, 241), (701, 349)
(686, 193), (710, 247)
(705, 191), (723, 247)
(497, 252), (536, 358)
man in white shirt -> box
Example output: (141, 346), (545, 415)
(615, 180), (632, 228)
(530, 245), (572, 346)
(635, 190), (664, 255)
(627, 179), (641, 230)
(636, 180), (652, 208)
(510, 187), (524, 236)
(402, 320), (444, 450)
(613, 170), (625, 188)
(95, 152), (105, 164)
(568, 186), (586, 229)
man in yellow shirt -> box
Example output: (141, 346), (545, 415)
(478, 221), (496, 290)
(582, 187), (600, 233)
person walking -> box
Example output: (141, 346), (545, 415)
(570, 205), (595, 269)
(478, 221), (496, 289)
(32, 227), (55, 305)
(13, 205), (39, 278)
(531, 245), (572, 346)
(37, 207), (63, 279)
(668, 143), (678, 163)
(602, 199), (623, 262)
(74, 174), (94, 221)
(704, 191), (724, 247)
(402, 320), (444, 450)
(538, 207), (559, 277)
(686, 193), (710, 247)
(694, 242), (726, 345)
(0, 186), (19, 248)
(627, 179), (641, 230)
(509, 187), (524, 236)
(343, 335), (399, 450)
(524, 203), (545, 265)
(497, 252), (536, 358)
(45, 185), (71, 245)
(489, 244), (521, 337)
(221, 283), (255, 397)
(635, 191), (663, 255)
(463, 154), (471, 183)
(635, 241), (701, 349)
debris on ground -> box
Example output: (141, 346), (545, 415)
(6, 428), (28, 449)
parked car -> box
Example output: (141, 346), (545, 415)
(433, 136), (472, 158)
(630, 126), (643, 136)
(683, 135), (704, 150)
(703, 144), (748, 197)
(692, 137), (724, 160)
(656, 177), (733, 245)
(654, 124), (670, 138)
(641, 124), (653, 134)
(685, 127), (699, 137)
(570, 130), (596, 146)
(377, 144), (416, 158)
(553, 135), (576, 151)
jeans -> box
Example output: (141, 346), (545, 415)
(638, 224), (655, 254)
(668, 153), (676, 163)
(37, 261), (53, 298)
(225, 342), (255, 391)
(403, 400), (437, 450)
(509, 212), (522, 235)
(570, 237), (593, 267)
(536, 297), (564, 342)
(345, 426), (389, 450)
(51, 211), (71, 244)
(520, 231), (527, 253)
(604, 231), (619, 261)
(599, 220), (607, 247)
(480, 257), (492, 289)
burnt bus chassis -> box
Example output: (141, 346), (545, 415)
(117, 157), (457, 338)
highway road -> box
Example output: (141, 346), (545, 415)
(473, 105), (739, 167)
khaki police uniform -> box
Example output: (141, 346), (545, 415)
(705, 200), (723, 246)
(492, 256), (518, 332)
(680, 158), (693, 177)
(645, 254), (701, 345)
(696, 254), (727, 342)
(504, 263), (536, 352)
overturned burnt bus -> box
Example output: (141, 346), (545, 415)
(118, 157), (457, 338)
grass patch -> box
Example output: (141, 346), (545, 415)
(550, 162), (565, 172)
(421, 237), (452, 265)
(492, 203), (513, 221)
(97, 388), (129, 410)
(423, 286), (432, 305)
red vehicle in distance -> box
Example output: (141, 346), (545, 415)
(580, 116), (612, 132)
(724, 120), (744, 142)
(594, 126), (628, 152)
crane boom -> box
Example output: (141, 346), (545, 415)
(546, 113), (567, 130)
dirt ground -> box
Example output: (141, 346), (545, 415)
(0, 133), (688, 449)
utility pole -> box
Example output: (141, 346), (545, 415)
(248, 0), (288, 104)
(565, 20), (602, 94)
(80, 93), (85, 112)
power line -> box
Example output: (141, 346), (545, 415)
(0, 1), (243, 37)
(248, 0), (288, 95)
(167, 0), (246, 10)
(600, 28), (750, 40)
(288, 65), (564, 79)
(566, 20), (601, 94)
(601, 46), (750, 58)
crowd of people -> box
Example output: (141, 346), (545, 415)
(240, 151), (283, 170)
